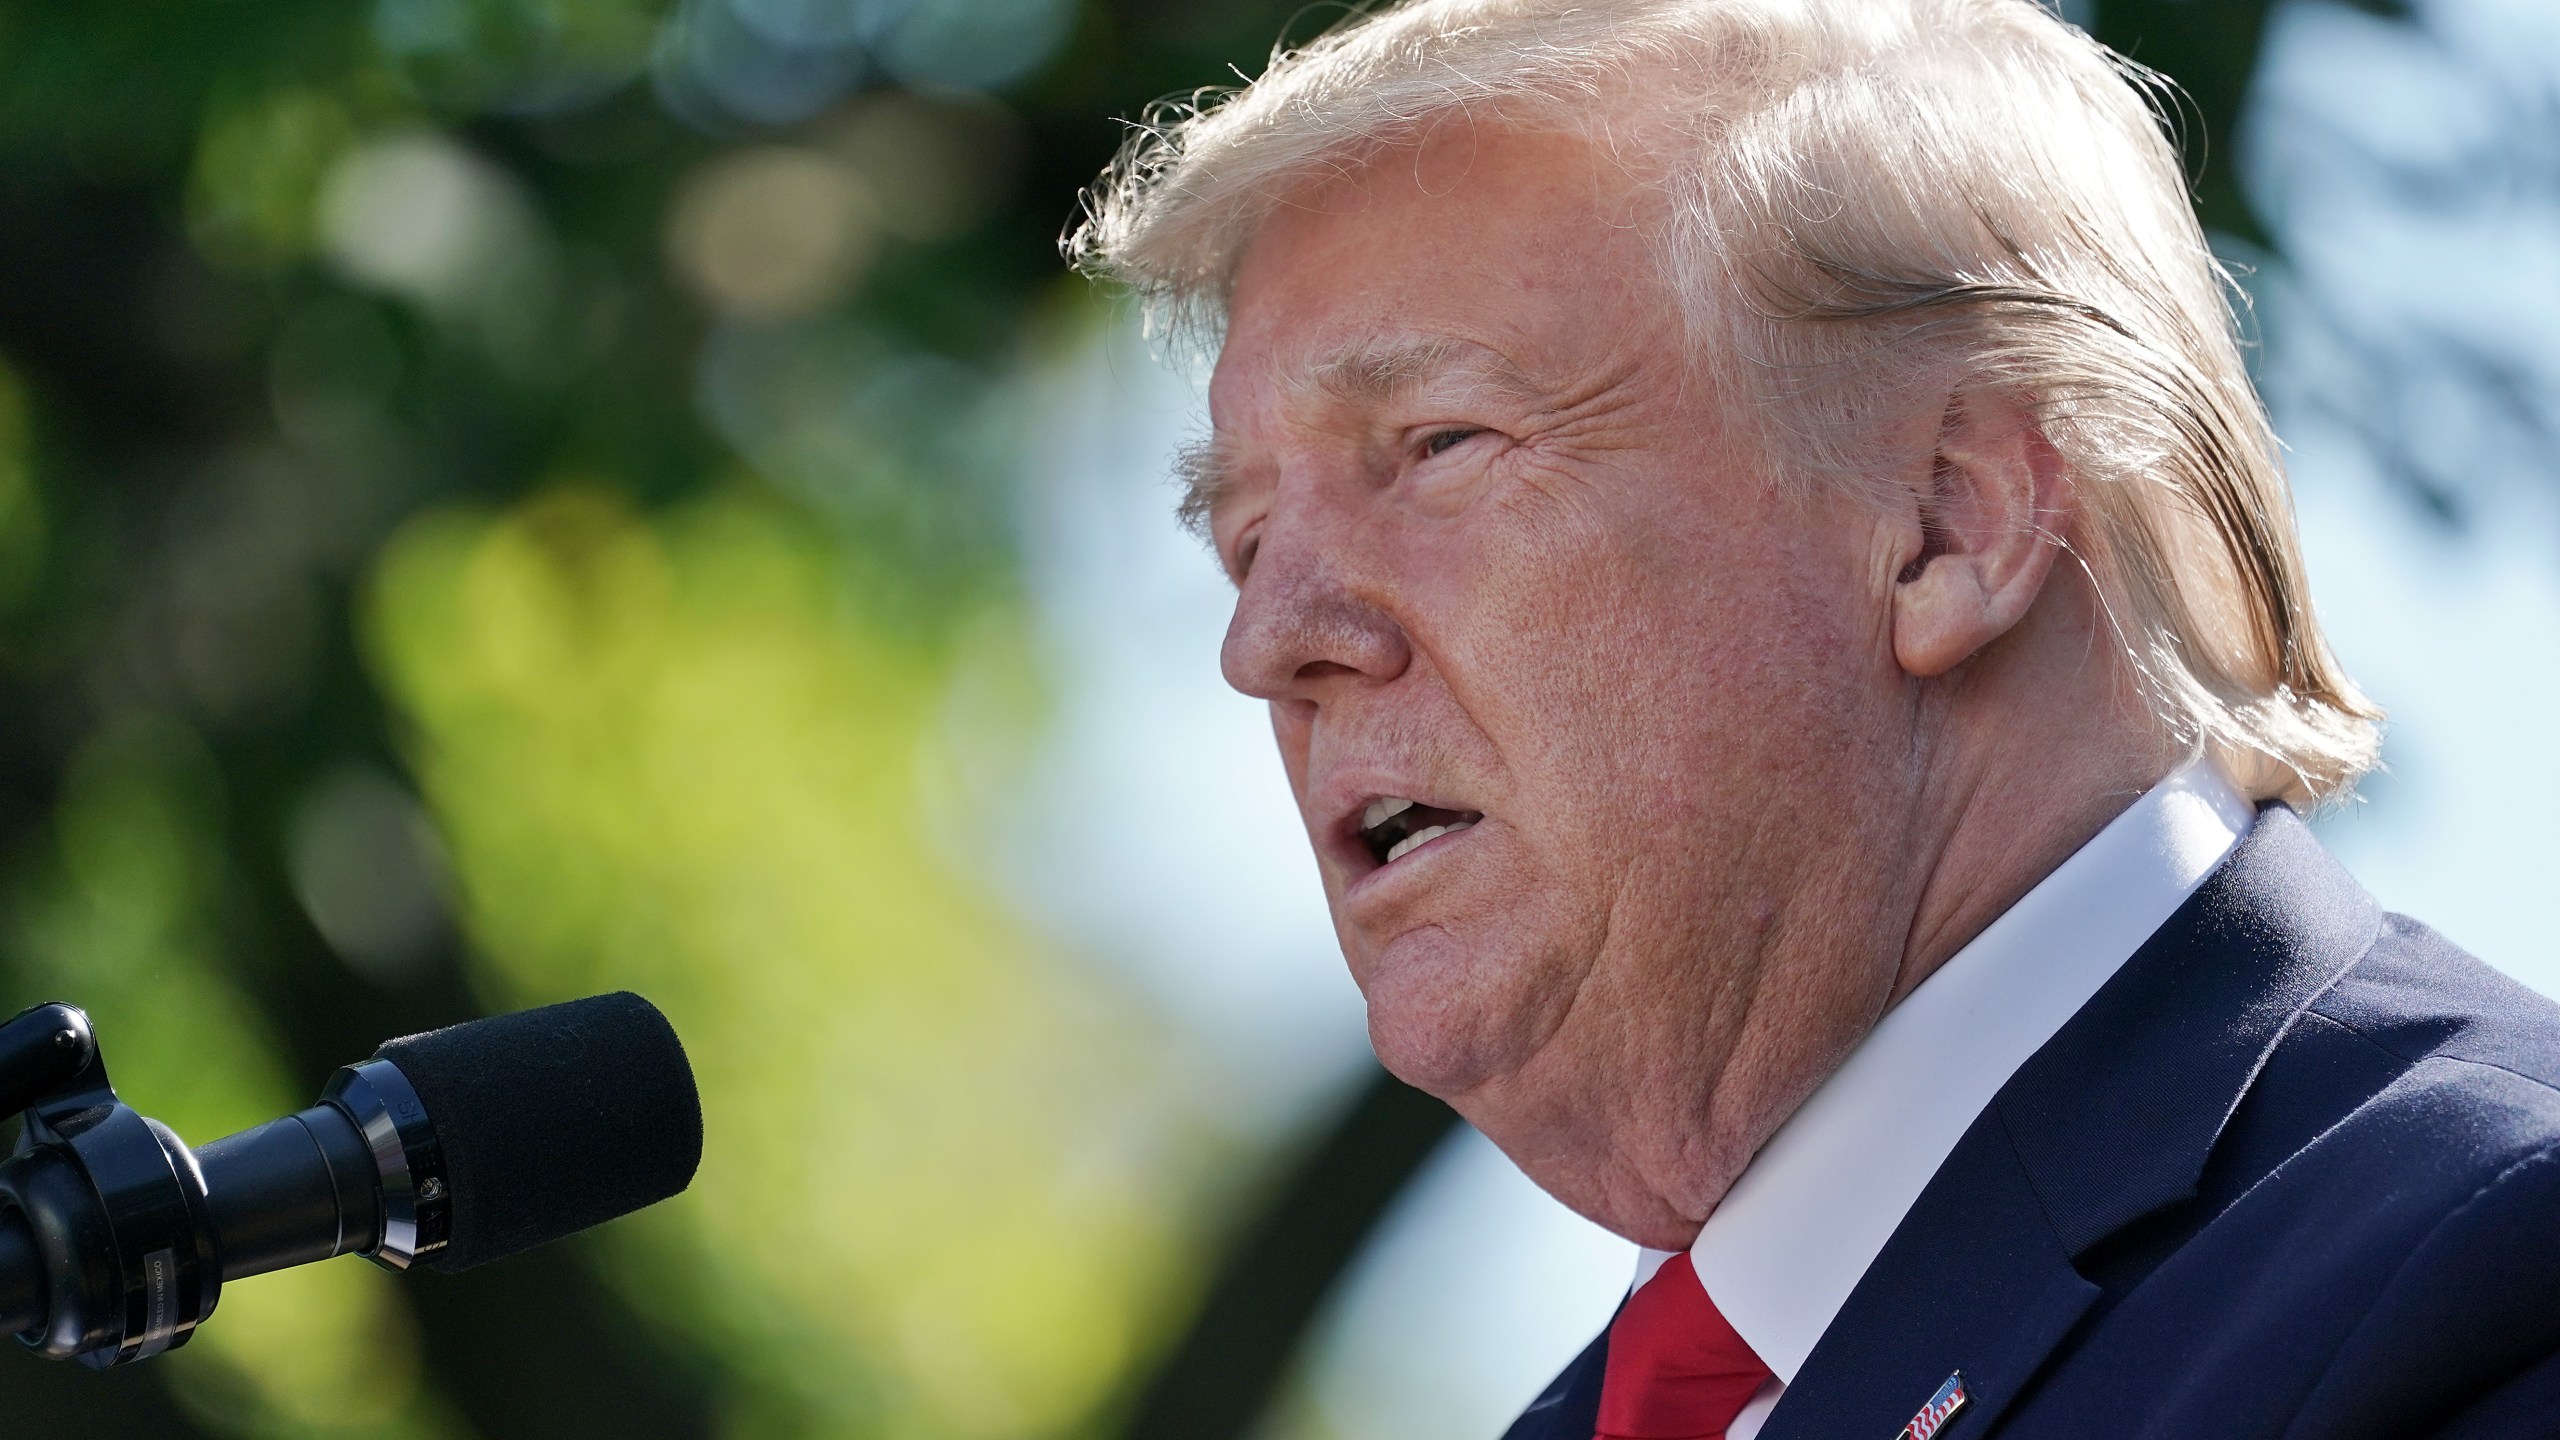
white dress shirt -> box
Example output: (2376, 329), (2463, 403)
(1631, 760), (2257, 1439)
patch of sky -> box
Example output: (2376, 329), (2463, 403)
(1002, 315), (1373, 1137)
(2253, 0), (2560, 996)
(1258, 1126), (1634, 1440)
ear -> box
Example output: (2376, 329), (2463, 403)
(1887, 390), (2070, 679)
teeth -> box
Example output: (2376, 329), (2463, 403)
(1386, 826), (1445, 862)
(1384, 818), (1475, 863)
(1362, 796), (1414, 831)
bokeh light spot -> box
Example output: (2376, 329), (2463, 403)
(668, 147), (879, 320)
(868, 0), (1075, 91)
(818, 91), (1024, 242)
(287, 763), (453, 986)
(319, 131), (547, 318)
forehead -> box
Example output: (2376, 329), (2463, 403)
(1208, 124), (1667, 426)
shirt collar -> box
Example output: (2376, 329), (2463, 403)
(1660, 759), (2256, 1382)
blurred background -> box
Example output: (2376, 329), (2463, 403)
(0, 0), (2550, 1435)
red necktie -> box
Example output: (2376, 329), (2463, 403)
(1594, 1252), (1775, 1440)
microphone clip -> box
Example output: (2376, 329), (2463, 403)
(0, 1002), (222, 1367)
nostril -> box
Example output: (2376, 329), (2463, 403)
(1220, 573), (1411, 700)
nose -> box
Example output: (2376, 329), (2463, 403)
(1220, 508), (1411, 706)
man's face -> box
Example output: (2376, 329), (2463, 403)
(1206, 127), (1911, 1236)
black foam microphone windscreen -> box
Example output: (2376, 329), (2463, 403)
(372, 991), (703, 1272)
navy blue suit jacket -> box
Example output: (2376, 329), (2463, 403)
(1506, 807), (2560, 1440)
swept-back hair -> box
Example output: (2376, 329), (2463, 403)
(1066, 0), (2381, 805)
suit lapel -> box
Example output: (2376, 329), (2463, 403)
(1993, 807), (2379, 1254)
(1756, 1102), (2097, 1440)
(1761, 808), (2380, 1439)
(1503, 1326), (1609, 1440)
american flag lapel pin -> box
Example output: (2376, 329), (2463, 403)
(1895, 1372), (1970, 1440)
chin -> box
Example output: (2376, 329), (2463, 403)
(1355, 926), (1557, 1100)
(1366, 1006), (1505, 1098)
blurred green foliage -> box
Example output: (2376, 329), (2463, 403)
(0, 0), (1345, 1433)
(370, 488), (1186, 1435)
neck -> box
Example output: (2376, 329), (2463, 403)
(1884, 594), (2180, 1009)
(1662, 573), (2173, 1245)
(1479, 572), (2178, 1252)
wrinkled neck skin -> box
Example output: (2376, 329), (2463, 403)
(1455, 557), (2176, 1252)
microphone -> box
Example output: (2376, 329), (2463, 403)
(0, 992), (701, 1367)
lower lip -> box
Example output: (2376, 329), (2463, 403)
(1346, 822), (1479, 900)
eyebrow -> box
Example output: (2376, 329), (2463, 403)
(1174, 429), (1239, 539)
(1180, 336), (1548, 536)
(1301, 336), (1545, 408)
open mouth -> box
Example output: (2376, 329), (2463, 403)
(1359, 797), (1484, 865)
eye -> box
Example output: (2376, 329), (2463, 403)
(1420, 427), (1484, 460)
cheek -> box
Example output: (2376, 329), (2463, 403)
(1413, 473), (1778, 804)
(1403, 484), (1620, 710)
(1512, 485), (1857, 735)
(1351, 467), (1879, 1097)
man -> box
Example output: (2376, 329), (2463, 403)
(1071, 0), (2560, 1436)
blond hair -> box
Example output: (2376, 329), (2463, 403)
(1067, 0), (2381, 805)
